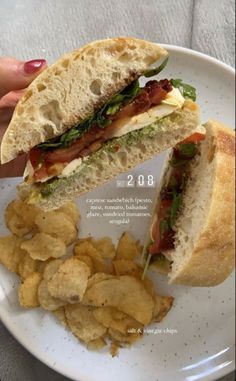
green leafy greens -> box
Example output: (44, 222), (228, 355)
(178, 142), (197, 158)
(170, 78), (196, 101)
(170, 192), (182, 228)
(143, 57), (169, 78)
(38, 79), (140, 151)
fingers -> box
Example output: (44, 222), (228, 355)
(0, 154), (27, 178)
(0, 90), (26, 132)
(0, 89), (26, 109)
(0, 57), (46, 98)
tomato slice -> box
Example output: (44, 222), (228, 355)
(34, 165), (48, 181)
(181, 132), (205, 144)
(29, 148), (43, 168)
(149, 199), (174, 255)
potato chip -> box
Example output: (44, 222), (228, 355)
(8, 214), (31, 237)
(4, 201), (16, 222)
(4, 200), (39, 236)
(142, 277), (155, 297)
(21, 233), (66, 261)
(35, 212), (77, 246)
(12, 199), (40, 229)
(0, 235), (24, 273)
(42, 259), (63, 281)
(152, 294), (174, 322)
(109, 342), (120, 357)
(57, 202), (80, 225)
(18, 272), (42, 308)
(18, 250), (40, 279)
(47, 258), (90, 303)
(74, 241), (106, 272)
(91, 237), (116, 259)
(86, 273), (113, 289)
(108, 327), (142, 345)
(112, 259), (142, 277)
(116, 232), (140, 260)
(65, 304), (107, 343)
(93, 307), (143, 335)
(76, 255), (94, 274)
(86, 337), (106, 351)
(34, 258), (53, 275)
(53, 307), (67, 327)
(83, 275), (154, 325)
(38, 279), (65, 311)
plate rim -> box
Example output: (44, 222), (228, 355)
(0, 45), (235, 381)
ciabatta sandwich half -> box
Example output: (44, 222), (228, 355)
(0, 37), (199, 211)
(142, 120), (235, 286)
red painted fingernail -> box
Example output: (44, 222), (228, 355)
(24, 59), (46, 74)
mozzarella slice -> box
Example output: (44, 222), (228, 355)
(110, 88), (185, 138)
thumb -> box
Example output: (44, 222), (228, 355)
(0, 57), (46, 98)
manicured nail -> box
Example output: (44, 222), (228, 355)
(24, 59), (46, 75)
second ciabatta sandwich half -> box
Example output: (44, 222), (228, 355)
(0, 37), (199, 210)
(142, 120), (235, 286)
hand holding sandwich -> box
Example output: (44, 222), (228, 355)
(0, 57), (46, 178)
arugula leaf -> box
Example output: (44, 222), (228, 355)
(170, 78), (196, 101)
(170, 192), (182, 228)
(160, 219), (170, 239)
(178, 142), (197, 158)
(106, 103), (121, 115)
(143, 57), (169, 78)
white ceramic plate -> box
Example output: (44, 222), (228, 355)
(0, 45), (235, 381)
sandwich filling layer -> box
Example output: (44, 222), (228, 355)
(147, 131), (205, 268)
(23, 70), (196, 186)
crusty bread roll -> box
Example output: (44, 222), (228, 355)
(150, 120), (235, 286)
(18, 100), (199, 210)
(0, 37), (167, 164)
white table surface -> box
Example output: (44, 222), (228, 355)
(0, 0), (235, 380)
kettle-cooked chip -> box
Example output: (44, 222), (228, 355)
(74, 241), (106, 272)
(21, 233), (66, 261)
(116, 232), (140, 260)
(65, 304), (107, 343)
(152, 294), (174, 322)
(5, 200), (39, 236)
(108, 327), (142, 345)
(12, 199), (40, 228)
(83, 275), (154, 325)
(18, 272), (42, 308)
(76, 255), (94, 274)
(38, 279), (65, 311)
(87, 273), (114, 289)
(93, 307), (143, 335)
(5, 213), (31, 237)
(35, 212), (77, 246)
(0, 235), (24, 273)
(47, 258), (90, 303)
(53, 307), (67, 327)
(57, 202), (80, 225)
(112, 259), (142, 277)
(86, 337), (106, 351)
(91, 237), (116, 259)
(42, 259), (63, 281)
(18, 250), (40, 279)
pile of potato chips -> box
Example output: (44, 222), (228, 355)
(0, 199), (173, 355)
